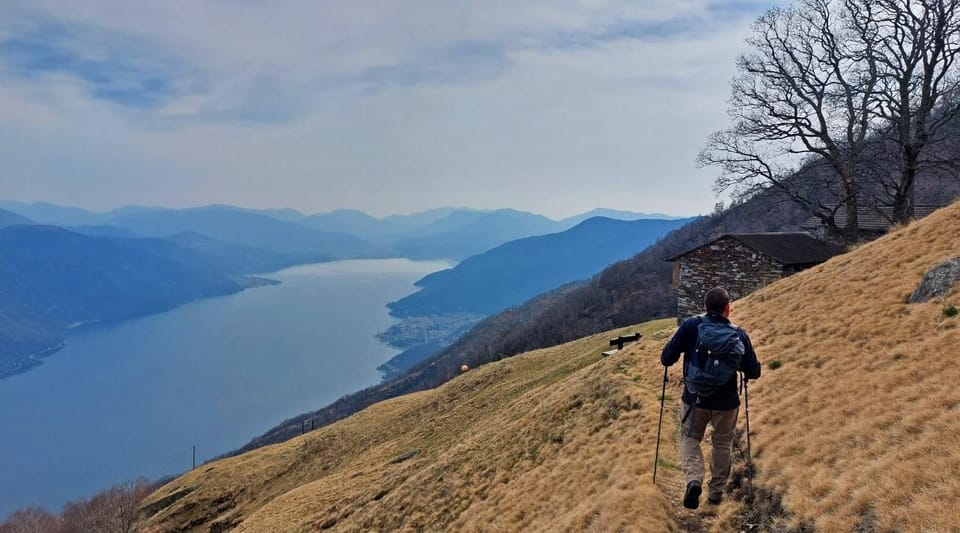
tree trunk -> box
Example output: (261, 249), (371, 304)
(842, 180), (860, 246)
(893, 145), (919, 223)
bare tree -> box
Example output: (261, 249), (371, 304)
(866, 0), (960, 221)
(59, 478), (151, 533)
(702, 0), (960, 240)
(0, 508), (59, 533)
(700, 0), (880, 245)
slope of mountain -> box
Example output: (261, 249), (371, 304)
(0, 226), (245, 378)
(0, 201), (179, 226)
(298, 209), (387, 238)
(198, 204), (308, 223)
(66, 225), (142, 239)
(142, 201), (960, 531)
(138, 320), (678, 532)
(166, 232), (293, 275)
(388, 216), (695, 317)
(107, 206), (371, 260)
(391, 208), (561, 260)
(0, 201), (103, 226)
(559, 208), (685, 227)
(380, 207), (466, 230)
(0, 208), (32, 228)
(708, 200), (960, 530)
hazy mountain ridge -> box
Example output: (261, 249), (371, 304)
(0, 201), (673, 381)
(0, 208), (33, 228)
(388, 209), (563, 260)
(559, 208), (686, 225)
(106, 207), (372, 261)
(1, 202), (672, 262)
(0, 202), (163, 227)
(388, 216), (696, 317)
(375, 216), (693, 377)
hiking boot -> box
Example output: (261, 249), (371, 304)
(707, 495), (722, 505)
(683, 481), (702, 509)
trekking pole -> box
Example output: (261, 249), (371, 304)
(742, 373), (753, 494)
(652, 365), (668, 483)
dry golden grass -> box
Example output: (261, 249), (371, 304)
(139, 319), (686, 532)
(140, 200), (960, 532)
(709, 200), (960, 531)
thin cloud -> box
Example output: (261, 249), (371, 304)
(0, 1), (771, 217)
(0, 17), (188, 108)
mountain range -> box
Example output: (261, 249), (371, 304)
(388, 216), (695, 317)
(0, 201), (682, 379)
(0, 201), (685, 261)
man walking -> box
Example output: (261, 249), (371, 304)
(661, 287), (761, 509)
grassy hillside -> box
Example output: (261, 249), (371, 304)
(712, 200), (960, 531)
(141, 200), (960, 531)
(139, 319), (683, 532)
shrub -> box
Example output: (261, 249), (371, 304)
(944, 304), (958, 318)
(768, 359), (783, 370)
(0, 478), (152, 533)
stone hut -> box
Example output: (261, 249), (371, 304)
(802, 205), (941, 243)
(667, 233), (843, 322)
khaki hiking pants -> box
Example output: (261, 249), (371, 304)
(679, 402), (739, 500)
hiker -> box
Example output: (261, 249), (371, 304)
(660, 287), (761, 509)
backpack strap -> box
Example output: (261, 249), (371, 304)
(682, 315), (706, 379)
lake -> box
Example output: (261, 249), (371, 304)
(0, 259), (447, 518)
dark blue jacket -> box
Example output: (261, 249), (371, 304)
(660, 312), (761, 410)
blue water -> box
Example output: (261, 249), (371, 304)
(0, 259), (446, 518)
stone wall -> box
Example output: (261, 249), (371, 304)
(675, 237), (784, 322)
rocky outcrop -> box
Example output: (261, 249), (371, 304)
(909, 257), (960, 303)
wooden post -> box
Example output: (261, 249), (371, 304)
(603, 333), (642, 355)
(192, 446), (196, 470)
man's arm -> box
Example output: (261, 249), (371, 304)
(660, 320), (693, 367)
(739, 329), (762, 380)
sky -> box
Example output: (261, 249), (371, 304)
(0, 1), (777, 219)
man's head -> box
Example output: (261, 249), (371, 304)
(704, 287), (731, 317)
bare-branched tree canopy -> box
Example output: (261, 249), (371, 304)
(701, 0), (960, 244)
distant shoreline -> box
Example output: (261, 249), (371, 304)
(0, 275), (282, 381)
(0, 342), (65, 380)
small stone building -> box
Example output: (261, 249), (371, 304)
(667, 233), (843, 322)
(802, 205), (941, 243)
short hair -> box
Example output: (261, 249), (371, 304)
(704, 287), (730, 314)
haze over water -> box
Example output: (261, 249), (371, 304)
(0, 259), (446, 518)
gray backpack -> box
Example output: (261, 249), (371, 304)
(684, 318), (745, 398)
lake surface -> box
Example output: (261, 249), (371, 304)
(0, 259), (447, 518)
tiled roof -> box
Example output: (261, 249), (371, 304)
(666, 232), (844, 266)
(801, 205), (942, 231)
